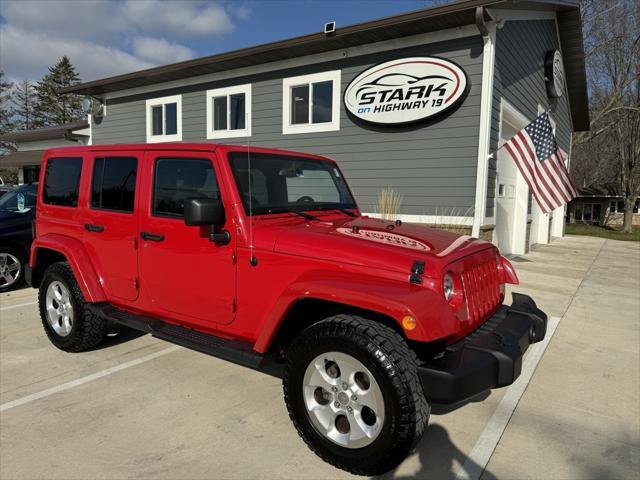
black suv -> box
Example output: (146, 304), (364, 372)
(0, 183), (37, 291)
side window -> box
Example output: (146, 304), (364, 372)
(153, 158), (219, 218)
(43, 157), (83, 207)
(91, 157), (138, 213)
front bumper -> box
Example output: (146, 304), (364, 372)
(418, 293), (547, 404)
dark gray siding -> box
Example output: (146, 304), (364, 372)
(488, 19), (573, 217)
(95, 36), (484, 215)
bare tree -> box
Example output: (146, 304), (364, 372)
(572, 0), (640, 232)
(0, 71), (16, 154)
(13, 79), (39, 131)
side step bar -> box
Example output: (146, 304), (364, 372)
(89, 304), (283, 378)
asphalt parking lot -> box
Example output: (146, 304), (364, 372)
(1, 235), (638, 480)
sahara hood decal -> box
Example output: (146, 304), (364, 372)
(336, 227), (431, 251)
(343, 57), (468, 125)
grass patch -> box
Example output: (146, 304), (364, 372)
(565, 223), (640, 241)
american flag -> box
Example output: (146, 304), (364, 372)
(502, 112), (578, 214)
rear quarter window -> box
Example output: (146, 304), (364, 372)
(43, 157), (83, 207)
(91, 157), (138, 213)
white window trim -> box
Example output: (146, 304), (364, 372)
(282, 70), (341, 135)
(146, 94), (182, 143)
(206, 84), (252, 139)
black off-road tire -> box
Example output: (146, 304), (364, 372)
(283, 315), (429, 476)
(39, 261), (107, 352)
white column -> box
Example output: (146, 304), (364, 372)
(472, 25), (496, 237)
(17, 167), (25, 185)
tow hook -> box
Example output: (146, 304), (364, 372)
(409, 260), (425, 285)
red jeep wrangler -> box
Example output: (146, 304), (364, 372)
(27, 144), (546, 475)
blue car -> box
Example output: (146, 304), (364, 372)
(0, 183), (37, 291)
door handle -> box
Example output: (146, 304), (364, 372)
(84, 223), (104, 233)
(140, 231), (164, 242)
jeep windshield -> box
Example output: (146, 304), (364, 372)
(228, 152), (356, 216)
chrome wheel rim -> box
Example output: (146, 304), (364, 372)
(45, 281), (74, 337)
(303, 351), (385, 449)
(0, 253), (21, 288)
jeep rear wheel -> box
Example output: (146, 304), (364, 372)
(39, 262), (107, 352)
(283, 315), (429, 476)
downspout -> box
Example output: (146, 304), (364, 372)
(471, 7), (496, 238)
(475, 6), (489, 37)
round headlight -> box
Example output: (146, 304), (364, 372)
(443, 273), (454, 302)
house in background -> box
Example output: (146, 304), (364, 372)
(0, 0), (590, 256)
(0, 121), (90, 184)
(568, 189), (640, 226)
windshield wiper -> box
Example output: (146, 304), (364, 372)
(267, 208), (318, 221)
(313, 206), (357, 217)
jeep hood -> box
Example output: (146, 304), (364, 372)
(272, 216), (493, 275)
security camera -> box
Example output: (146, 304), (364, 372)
(324, 21), (336, 35)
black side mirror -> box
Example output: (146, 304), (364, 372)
(184, 197), (225, 226)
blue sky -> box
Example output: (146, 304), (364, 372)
(0, 0), (443, 83)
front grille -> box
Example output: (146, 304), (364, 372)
(461, 260), (501, 323)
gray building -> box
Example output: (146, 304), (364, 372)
(5, 0), (590, 255)
(0, 121), (90, 183)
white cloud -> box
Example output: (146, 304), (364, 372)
(0, 24), (154, 81)
(121, 0), (235, 37)
(227, 3), (253, 21)
(0, 0), (250, 81)
(1, 0), (236, 41)
(132, 37), (194, 65)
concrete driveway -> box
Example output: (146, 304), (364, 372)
(0, 235), (638, 479)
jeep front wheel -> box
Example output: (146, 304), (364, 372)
(39, 261), (107, 352)
(283, 315), (429, 476)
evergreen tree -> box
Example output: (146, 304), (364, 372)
(0, 71), (17, 153)
(34, 56), (83, 126)
(12, 79), (39, 130)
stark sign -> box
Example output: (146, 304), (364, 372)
(344, 57), (468, 125)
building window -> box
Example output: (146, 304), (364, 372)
(146, 95), (182, 143)
(42, 157), (83, 207)
(206, 84), (251, 139)
(610, 199), (640, 213)
(583, 203), (600, 222)
(609, 200), (624, 213)
(282, 70), (341, 135)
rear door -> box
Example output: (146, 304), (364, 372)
(138, 151), (235, 327)
(82, 154), (140, 301)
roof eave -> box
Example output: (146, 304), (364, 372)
(0, 121), (90, 143)
(59, 0), (502, 97)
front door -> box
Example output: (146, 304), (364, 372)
(495, 120), (528, 255)
(138, 151), (235, 327)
